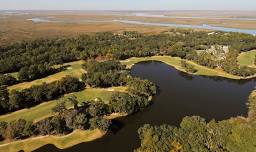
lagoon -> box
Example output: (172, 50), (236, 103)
(35, 61), (255, 152)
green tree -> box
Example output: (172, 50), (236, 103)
(67, 95), (79, 109)
(0, 85), (9, 110)
(73, 113), (88, 130)
(9, 90), (23, 110)
(0, 74), (17, 86)
(110, 93), (137, 114)
(36, 118), (54, 135)
(0, 121), (7, 141)
(52, 101), (66, 113)
(89, 117), (111, 131)
(128, 78), (156, 97)
(88, 102), (109, 117)
(50, 115), (66, 134)
(7, 119), (30, 139)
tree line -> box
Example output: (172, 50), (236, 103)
(0, 96), (111, 141)
(1, 30), (256, 77)
(0, 76), (84, 114)
(82, 59), (128, 87)
(136, 116), (256, 152)
(0, 63), (61, 87)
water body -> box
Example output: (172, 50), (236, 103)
(114, 20), (256, 35)
(1, 11), (29, 16)
(35, 61), (255, 152)
(27, 18), (54, 23)
(26, 16), (256, 35)
(166, 16), (256, 21)
(127, 13), (256, 21)
(27, 17), (111, 24)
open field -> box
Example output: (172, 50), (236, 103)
(0, 86), (126, 123)
(0, 129), (104, 152)
(121, 56), (256, 80)
(8, 60), (86, 91)
(1, 11), (256, 45)
(238, 50), (256, 67)
(0, 14), (169, 46)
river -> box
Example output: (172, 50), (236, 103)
(35, 61), (255, 152)
(113, 20), (256, 35)
(26, 17), (256, 35)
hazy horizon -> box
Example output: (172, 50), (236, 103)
(0, 0), (255, 11)
(1, 10), (256, 11)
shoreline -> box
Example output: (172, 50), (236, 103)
(121, 56), (256, 80)
(0, 56), (255, 152)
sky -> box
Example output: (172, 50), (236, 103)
(0, 0), (256, 10)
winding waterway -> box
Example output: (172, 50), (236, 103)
(113, 20), (256, 35)
(27, 17), (256, 35)
(35, 61), (255, 152)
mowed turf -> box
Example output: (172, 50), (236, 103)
(0, 129), (105, 152)
(8, 60), (86, 91)
(121, 56), (249, 79)
(0, 86), (126, 123)
(238, 50), (256, 67)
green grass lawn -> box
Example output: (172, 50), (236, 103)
(0, 129), (104, 152)
(121, 56), (245, 79)
(8, 60), (86, 91)
(0, 86), (126, 123)
(238, 50), (256, 67)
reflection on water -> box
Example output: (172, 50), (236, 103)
(35, 61), (255, 152)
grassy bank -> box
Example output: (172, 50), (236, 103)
(238, 50), (256, 67)
(0, 111), (128, 152)
(121, 56), (255, 80)
(0, 129), (104, 152)
(0, 86), (126, 123)
(8, 60), (86, 91)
